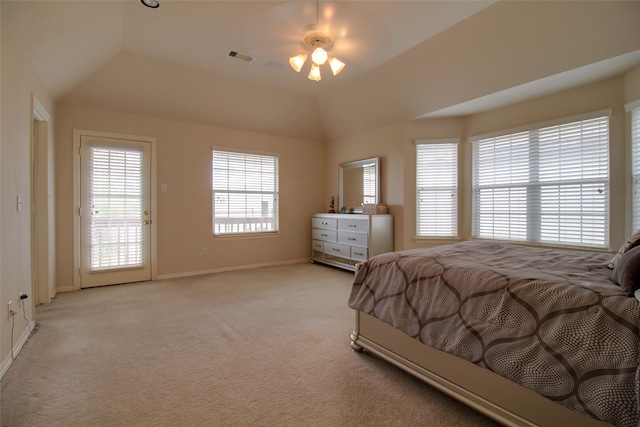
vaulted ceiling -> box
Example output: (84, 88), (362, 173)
(3, 1), (640, 141)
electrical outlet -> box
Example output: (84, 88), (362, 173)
(202, 248), (208, 256)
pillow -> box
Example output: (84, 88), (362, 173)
(608, 229), (640, 269)
(612, 245), (640, 295)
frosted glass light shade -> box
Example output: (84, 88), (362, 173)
(311, 47), (328, 65)
(289, 54), (308, 72)
(328, 57), (345, 75)
(308, 63), (321, 81)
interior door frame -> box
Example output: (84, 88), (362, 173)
(31, 95), (52, 306)
(72, 129), (158, 290)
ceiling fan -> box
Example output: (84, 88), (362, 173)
(238, 1), (382, 85)
(288, 0), (345, 81)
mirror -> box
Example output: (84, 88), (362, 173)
(339, 157), (380, 213)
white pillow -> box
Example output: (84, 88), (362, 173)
(608, 229), (640, 269)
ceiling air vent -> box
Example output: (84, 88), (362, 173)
(263, 61), (286, 71)
(228, 50), (256, 63)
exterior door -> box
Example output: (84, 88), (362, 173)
(79, 136), (152, 288)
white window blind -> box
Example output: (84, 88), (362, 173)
(471, 113), (610, 248)
(363, 164), (376, 204)
(88, 145), (144, 271)
(416, 140), (458, 237)
(212, 149), (279, 235)
(628, 100), (640, 231)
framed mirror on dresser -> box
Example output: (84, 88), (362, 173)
(312, 157), (392, 272)
(339, 157), (379, 214)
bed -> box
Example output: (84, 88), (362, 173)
(348, 240), (640, 427)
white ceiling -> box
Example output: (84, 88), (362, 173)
(3, 0), (640, 141)
(2, 0), (497, 100)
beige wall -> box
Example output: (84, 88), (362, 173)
(1, 15), (56, 373)
(625, 67), (640, 103)
(326, 74), (635, 253)
(55, 105), (326, 286)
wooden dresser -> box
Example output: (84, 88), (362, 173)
(311, 213), (393, 271)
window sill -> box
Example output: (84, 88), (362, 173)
(211, 231), (280, 241)
(413, 236), (462, 245)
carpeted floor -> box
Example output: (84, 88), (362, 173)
(1, 263), (498, 427)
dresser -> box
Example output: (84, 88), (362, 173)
(311, 213), (393, 271)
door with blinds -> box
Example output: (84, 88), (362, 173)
(79, 136), (151, 288)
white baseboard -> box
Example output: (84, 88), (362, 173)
(0, 321), (35, 379)
(55, 259), (311, 291)
(156, 258), (310, 280)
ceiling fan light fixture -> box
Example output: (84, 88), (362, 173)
(289, 2), (344, 81)
(308, 63), (321, 81)
(140, 0), (160, 8)
(328, 57), (345, 75)
(289, 53), (308, 72)
(311, 46), (328, 65)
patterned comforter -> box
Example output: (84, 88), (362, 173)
(348, 240), (640, 427)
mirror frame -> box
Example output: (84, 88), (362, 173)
(339, 157), (380, 214)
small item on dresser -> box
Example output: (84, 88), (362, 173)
(328, 196), (336, 213)
(362, 203), (388, 215)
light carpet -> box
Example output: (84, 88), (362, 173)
(1, 263), (498, 427)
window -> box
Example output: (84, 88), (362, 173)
(212, 149), (279, 235)
(88, 144), (145, 270)
(471, 111), (610, 248)
(416, 140), (459, 237)
(627, 100), (640, 231)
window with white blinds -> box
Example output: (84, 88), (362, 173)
(471, 111), (610, 248)
(88, 145), (144, 270)
(416, 140), (459, 237)
(628, 100), (640, 231)
(212, 149), (279, 235)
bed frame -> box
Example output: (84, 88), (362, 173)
(350, 311), (610, 427)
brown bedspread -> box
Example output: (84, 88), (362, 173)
(348, 240), (640, 427)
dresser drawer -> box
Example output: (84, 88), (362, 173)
(338, 231), (368, 247)
(312, 228), (337, 242)
(312, 217), (337, 230)
(311, 239), (324, 252)
(338, 218), (368, 232)
(350, 247), (368, 261)
(323, 242), (351, 258)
